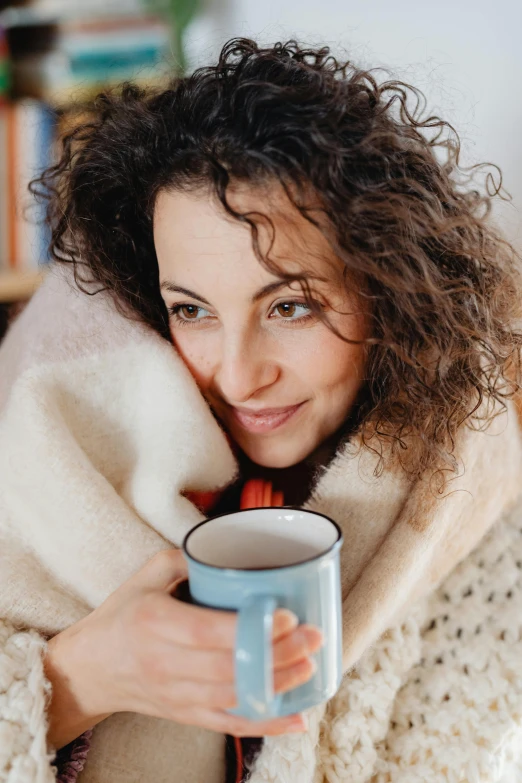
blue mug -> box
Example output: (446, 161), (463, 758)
(182, 507), (343, 720)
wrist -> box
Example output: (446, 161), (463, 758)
(44, 624), (112, 750)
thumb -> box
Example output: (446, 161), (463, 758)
(126, 549), (188, 594)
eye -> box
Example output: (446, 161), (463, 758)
(270, 301), (312, 321)
(169, 304), (213, 323)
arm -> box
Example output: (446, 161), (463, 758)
(43, 628), (112, 751)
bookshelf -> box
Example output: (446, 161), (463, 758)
(0, 269), (44, 302)
(0, 2), (178, 288)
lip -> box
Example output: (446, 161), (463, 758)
(230, 402), (306, 434)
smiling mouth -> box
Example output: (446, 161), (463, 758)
(230, 402), (306, 434)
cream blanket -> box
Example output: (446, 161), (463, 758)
(1, 266), (522, 783)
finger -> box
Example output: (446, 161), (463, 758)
(152, 594), (237, 649)
(151, 592), (299, 652)
(162, 621), (316, 686)
(170, 646), (235, 683)
(126, 549), (188, 594)
(273, 625), (324, 669)
(158, 665), (311, 711)
(274, 657), (317, 694)
(272, 608), (299, 640)
(159, 641), (318, 695)
(170, 706), (307, 738)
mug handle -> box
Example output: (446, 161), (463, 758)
(235, 595), (281, 720)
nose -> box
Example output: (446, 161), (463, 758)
(214, 329), (279, 404)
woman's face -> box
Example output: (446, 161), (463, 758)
(154, 184), (368, 468)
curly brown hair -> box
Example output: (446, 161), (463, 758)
(32, 37), (522, 485)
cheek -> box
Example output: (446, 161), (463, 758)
(296, 330), (366, 400)
(170, 330), (215, 390)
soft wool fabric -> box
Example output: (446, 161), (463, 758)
(0, 266), (522, 783)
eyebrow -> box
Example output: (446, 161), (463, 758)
(160, 279), (294, 304)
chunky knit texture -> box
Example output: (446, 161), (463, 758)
(0, 622), (55, 783)
(247, 501), (522, 783)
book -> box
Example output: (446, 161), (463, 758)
(0, 99), (56, 270)
(0, 4), (173, 271)
(5, 13), (172, 106)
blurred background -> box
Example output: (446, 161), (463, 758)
(0, 0), (521, 313)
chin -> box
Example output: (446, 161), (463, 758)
(240, 438), (315, 469)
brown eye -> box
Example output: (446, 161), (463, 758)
(180, 305), (200, 319)
(276, 303), (297, 318)
(170, 303), (213, 325)
(270, 302), (312, 322)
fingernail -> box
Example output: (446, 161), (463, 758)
(275, 609), (299, 627)
(302, 625), (325, 645)
(294, 628), (323, 653)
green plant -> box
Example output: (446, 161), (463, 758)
(146, 0), (200, 74)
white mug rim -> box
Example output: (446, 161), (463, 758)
(182, 505), (343, 572)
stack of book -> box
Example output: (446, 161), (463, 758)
(0, 0), (173, 274)
(0, 99), (55, 270)
(4, 2), (172, 107)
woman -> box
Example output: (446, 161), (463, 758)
(1, 38), (522, 783)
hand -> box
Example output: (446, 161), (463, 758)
(45, 549), (323, 748)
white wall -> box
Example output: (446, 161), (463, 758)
(186, 0), (522, 247)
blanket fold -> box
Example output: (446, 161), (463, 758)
(1, 266), (521, 783)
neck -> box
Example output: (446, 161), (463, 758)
(236, 428), (343, 506)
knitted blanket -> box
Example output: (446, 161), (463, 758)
(1, 266), (522, 783)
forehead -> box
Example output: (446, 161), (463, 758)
(153, 182), (340, 284)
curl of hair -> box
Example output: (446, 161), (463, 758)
(32, 37), (522, 486)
